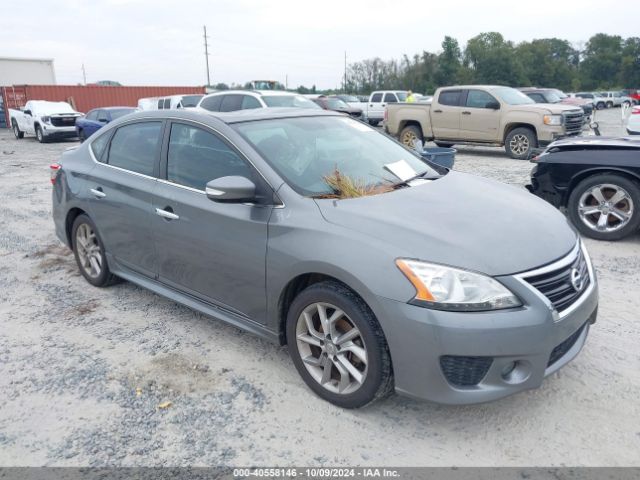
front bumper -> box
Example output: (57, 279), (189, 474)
(42, 125), (78, 139)
(374, 251), (598, 404)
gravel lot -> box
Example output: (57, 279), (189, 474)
(0, 107), (638, 467)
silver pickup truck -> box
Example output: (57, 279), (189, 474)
(384, 85), (585, 159)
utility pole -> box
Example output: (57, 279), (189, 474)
(81, 63), (87, 85)
(285, 74), (288, 90)
(344, 51), (347, 93)
(203, 25), (211, 87)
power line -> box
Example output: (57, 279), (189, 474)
(203, 25), (211, 86)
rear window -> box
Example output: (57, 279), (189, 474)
(261, 95), (319, 108)
(180, 95), (203, 107)
(107, 122), (162, 176)
(383, 93), (397, 103)
(200, 95), (223, 112)
(438, 90), (462, 106)
(220, 95), (244, 112)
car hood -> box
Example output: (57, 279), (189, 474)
(548, 136), (640, 149)
(314, 171), (577, 276)
(512, 103), (582, 115)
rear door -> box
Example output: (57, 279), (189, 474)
(459, 89), (501, 141)
(220, 95), (244, 112)
(84, 120), (163, 277)
(368, 92), (384, 119)
(432, 89), (463, 138)
(151, 120), (273, 322)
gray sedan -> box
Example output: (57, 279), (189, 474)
(51, 108), (598, 408)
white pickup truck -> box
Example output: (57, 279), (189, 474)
(10, 101), (82, 143)
(363, 90), (407, 125)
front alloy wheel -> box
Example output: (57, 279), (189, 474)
(296, 302), (368, 395)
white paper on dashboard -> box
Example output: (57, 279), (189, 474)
(384, 160), (417, 182)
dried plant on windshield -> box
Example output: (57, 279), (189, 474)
(316, 167), (394, 199)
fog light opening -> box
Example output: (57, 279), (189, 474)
(501, 360), (531, 384)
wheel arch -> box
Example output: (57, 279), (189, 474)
(503, 122), (538, 143)
(398, 120), (423, 137)
(276, 272), (374, 346)
(65, 207), (88, 246)
(564, 168), (640, 207)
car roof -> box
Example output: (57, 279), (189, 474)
(124, 107), (341, 125)
(202, 90), (300, 98)
(97, 106), (136, 110)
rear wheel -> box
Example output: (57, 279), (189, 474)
(606, 101), (613, 109)
(12, 120), (24, 139)
(505, 127), (537, 160)
(368, 119), (379, 126)
(399, 125), (423, 148)
(71, 214), (119, 287)
(567, 174), (640, 241)
(596, 102), (605, 110)
(286, 281), (393, 408)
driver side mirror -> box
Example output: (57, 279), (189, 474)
(205, 176), (256, 203)
(98, 118), (109, 123)
(486, 101), (500, 110)
(23, 109), (32, 116)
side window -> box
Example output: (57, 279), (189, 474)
(157, 99), (164, 109)
(97, 110), (109, 122)
(200, 95), (223, 112)
(220, 95), (244, 112)
(438, 90), (462, 106)
(466, 90), (498, 108)
(90, 132), (111, 162)
(163, 98), (171, 109)
(370, 93), (383, 103)
(167, 123), (252, 191)
(107, 122), (162, 176)
(86, 110), (98, 121)
(383, 93), (397, 103)
(241, 95), (261, 110)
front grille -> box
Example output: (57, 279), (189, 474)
(523, 246), (590, 314)
(563, 111), (584, 134)
(51, 116), (77, 127)
(440, 355), (493, 387)
(547, 323), (586, 367)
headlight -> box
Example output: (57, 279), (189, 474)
(396, 259), (522, 311)
(42, 116), (51, 124)
(543, 114), (563, 126)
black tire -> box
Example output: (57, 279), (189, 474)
(368, 119), (379, 127)
(35, 125), (46, 143)
(78, 129), (86, 143)
(505, 127), (537, 160)
(399, 125), (423, 148)
(434, 141), (454, 148)
(606, 101), (613, 109)
(71, 214), (119, 287)
(567, 174), (640, 241)
(596, 102), (605, 110)
(286, 281), (393, 408)
(11, 120), (24, 139)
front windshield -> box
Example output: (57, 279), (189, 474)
(110, 108), (136, 120)
(262, 95), (321, 109)
(552, 89), (568, 99)
(491, 87), (535, 105)
(339, 95), (360, 102)
(181, 95), (203, 107)
(327, 98), (349, 109)
(233, 116), (436, 197)
(544, 92), (562, 103)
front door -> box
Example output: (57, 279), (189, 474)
(151, 121), (272, 322)
(459, 89), (501, 141)
(85, 120), (163, 277)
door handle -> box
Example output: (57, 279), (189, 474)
(434, 109), (443, 113)
(381, 104), (386, 107)
(155, 207), (179, 221)
(462, 111), (471, 115)
(90, 188), (106, 198)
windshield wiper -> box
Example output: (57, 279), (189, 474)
(391, 170), (439, 189)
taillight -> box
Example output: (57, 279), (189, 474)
(50, 163), (61, 185)
(631, 107), (640, 115)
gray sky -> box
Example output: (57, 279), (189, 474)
(1, 0), (635, 89)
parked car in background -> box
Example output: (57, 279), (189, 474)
(336, 94), (368, 112)
(528, 136), (640, 240)
(197, 90), (320, 112)
(312, 95), (363, 118)
(51, 108), (597, 408)
(598, 91), (632, 108)
(626, 105), (640, 134)
(520, 88), (593, 122)
(572, 92), (608, 110)
(364, 90), (407, 126)
(10, 100), (82, 143)
(137, 94), (204, 111)
(75, 107), (137, 141)
(385, 85), (585, 159)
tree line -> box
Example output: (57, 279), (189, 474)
(340, 32), (639, 95)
